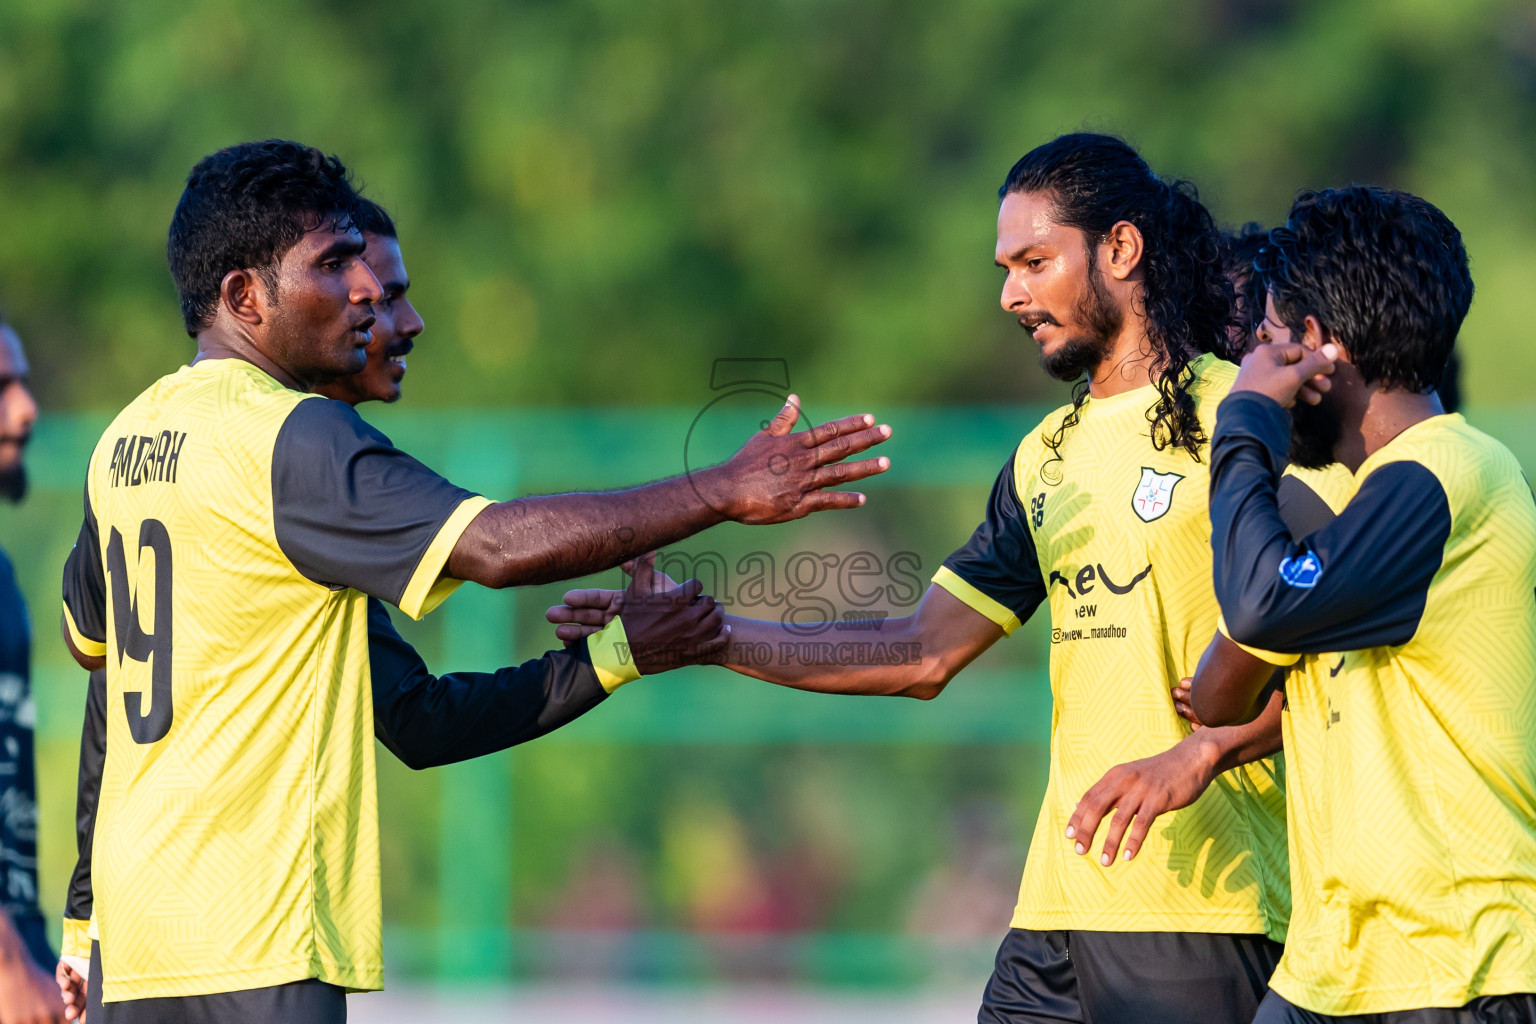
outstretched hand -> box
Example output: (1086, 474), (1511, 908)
(1064, 735), (1221, 867)
(1232, 342), (1338, 409)
(698, 396), (892, 524)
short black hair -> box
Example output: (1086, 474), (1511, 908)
(168, 139), (363, 336)
(353, 197), (397, 239)
(1222, 223), (1269, 335)
(1256, 186), (1472, 393)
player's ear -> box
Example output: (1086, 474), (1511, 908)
(1103, 220), (1144, 280)
(1302, 315), (1350, 363)
(220, 268), (267, 327)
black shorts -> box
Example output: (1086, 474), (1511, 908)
(88, 942), (347, 1024)
(979, 927), (1284, 1024)
(1254, 990), (1536, 1024)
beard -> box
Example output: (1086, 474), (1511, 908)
(1036, 250), (1124, 383)
(0, 462), (26, 503)
(1288, 397), (1343, 469)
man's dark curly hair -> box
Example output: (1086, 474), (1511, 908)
(1222, 223), (1270, 350)
(168, 139), (363, 337)
(1255, 186), (1472, 393)
(1001, 133), (1233, 466)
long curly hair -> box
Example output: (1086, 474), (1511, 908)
(1000, 134), (1233, 469)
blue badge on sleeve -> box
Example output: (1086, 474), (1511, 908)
(1278, 551), (1323, 589)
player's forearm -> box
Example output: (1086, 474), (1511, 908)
(448, 474), (728, 588)
(1193, 688), (1283, 775)
(1189, 633), (1281, 728)
(721, 613), (952, 699)
(374, 647), (609, 769)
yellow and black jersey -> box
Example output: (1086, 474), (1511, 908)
(57, 358), (495, 1001)
(60, 598), (633, 964)
(934, 354), (1289, 938)
(1212, 392), (1536, 1015)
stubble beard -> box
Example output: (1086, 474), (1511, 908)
(1038, 251), (1125, 384)
(1288, 397), (1343, 470)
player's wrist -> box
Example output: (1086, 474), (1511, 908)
(1184, 728), (1228, 782)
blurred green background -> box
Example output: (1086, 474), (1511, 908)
(5, 0), (1536, 996)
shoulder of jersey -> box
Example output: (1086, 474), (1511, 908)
(1012, 401), (1075, 485)
(1282, 462), (1355, 515)
(88, 362), (319, 480)
(1190, 354), (1239, 416)
(1377, 414), (1527, 495)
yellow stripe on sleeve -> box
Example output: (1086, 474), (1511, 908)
(1217, 615), (1300, 666)
(62, 602), (106, 659)
(61, 917), (91, 960)
(587, 615), (641, 693)
(932, 566), (1022, 636)
(397, 495), (496, 620)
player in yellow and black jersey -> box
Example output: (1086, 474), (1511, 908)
(57, 141), (890, 1023)
(553, 134), (1291, 1024)
(56, 198), (658, 1021)
(1193, 186), (1536, 1023)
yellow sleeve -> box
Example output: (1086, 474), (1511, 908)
(586, 615), (641, 693)
(932, 566), (1023, 636)
(61, 917), (91, 960)
(1217, 615), (1300, 666)
(397, 495), (496, 620)
(62, 602), (106, 659)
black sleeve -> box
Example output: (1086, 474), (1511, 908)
(61, 487), (107, 647)
(1211, 392), (1450, 654)
(65, 670), (106, 923)
(271, 398), (483, 607)
(940, 456), (1048, 623)
(367, 598), (610, 769)
(1276, 475), (1338, 538)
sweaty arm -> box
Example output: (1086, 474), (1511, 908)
(1209, 392), (1450, 657)
(273, 398), (887, 613)
(724, 455), (1045, 699)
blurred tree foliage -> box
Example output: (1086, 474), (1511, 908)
(8, 0), (1536, 975)
(3, 0), (1535, 413)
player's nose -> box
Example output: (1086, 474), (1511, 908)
(398, 298), (424, 340)
(999, 271), (1032, 314)
(350, 262), (384, 305)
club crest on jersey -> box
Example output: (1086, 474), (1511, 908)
(1131, 468), (1183, 523)
(1278, 551), (1323, 589)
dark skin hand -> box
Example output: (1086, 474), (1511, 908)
(1065, 633), (1283, 865)
(1065, 681), (1282, 866)
(589, 554), (731, 674)
(447, 398), (892, 589)
(551, 577), (1003, 701)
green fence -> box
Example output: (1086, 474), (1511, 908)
(10, 403), (1535, 985)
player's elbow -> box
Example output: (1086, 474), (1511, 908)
(1190, 690), (1258, 729)
(60, 619), (106, 673)
(893, 655), (959, 700)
